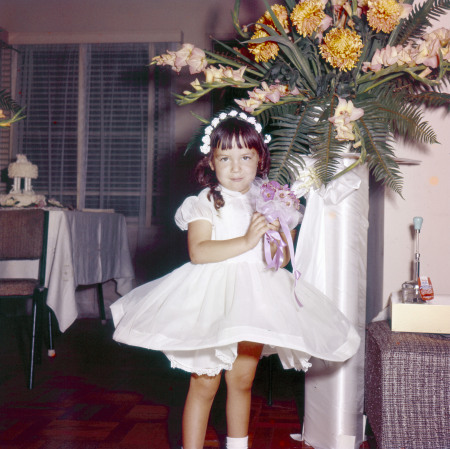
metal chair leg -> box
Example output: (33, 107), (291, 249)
(97, 283), (106, 325)
(47, 309), (55, 357)
(29, 290), (45, 389)
(28, 295), (39, 389)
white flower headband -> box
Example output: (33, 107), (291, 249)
(200, 109), (271, 155)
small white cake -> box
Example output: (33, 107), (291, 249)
(0, 154), (46, 207)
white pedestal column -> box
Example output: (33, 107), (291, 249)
(295, 163), (369, 449)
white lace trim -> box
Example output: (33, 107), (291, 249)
(167, 355), (233, 376)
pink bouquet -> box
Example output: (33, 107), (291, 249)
(257, 180), (302, 230)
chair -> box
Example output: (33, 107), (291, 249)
(0, 209), (51, 389)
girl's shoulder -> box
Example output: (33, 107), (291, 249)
(174, 188), (215, 231)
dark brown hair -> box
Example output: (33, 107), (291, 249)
(195, 116), (271, 210)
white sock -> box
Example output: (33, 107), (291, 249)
(226, 436), (248, 449)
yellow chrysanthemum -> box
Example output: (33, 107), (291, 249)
(367, 0), (402, 34)
(248, 30), (280, 63)
(290, 0), (325, 37)
(256, 4), (290, 33)
(319, 28), (364, 71)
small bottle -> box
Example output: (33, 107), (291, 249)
(418, 276), (434, 301)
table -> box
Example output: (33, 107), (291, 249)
(365, 321), (450, 449)
(0, 210), (135, 332)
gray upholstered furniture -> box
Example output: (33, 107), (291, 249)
(365, 320), (450, 449)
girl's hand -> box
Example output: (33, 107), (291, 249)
(244, 212), (270, 249)
(267, 218), (281, 233)
(188, 213), (270, 264)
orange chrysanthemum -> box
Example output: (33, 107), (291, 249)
(319, 28), (364, 71)
(290, 0), (325, 37)
(367, 0), (402, 33)
(248, 30), (280, 63)
(256, 4), (290, 33)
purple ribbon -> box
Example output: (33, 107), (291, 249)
(262, 213), (302, 307)
(264, 229), (286, 270)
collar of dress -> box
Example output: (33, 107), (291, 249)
(218, 184), (255, 198)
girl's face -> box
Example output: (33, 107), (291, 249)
(209, 137), (259, 194)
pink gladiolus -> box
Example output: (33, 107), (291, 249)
(396, 43), (415, 66)
(174, 43), (195, 71)
(316, 14), (333, 42)
(153, 43), (208, 74)
(190, 79), (203, 91)
(423, 28), (450, 47)
(382, 45), (400, 66)
(221, 65), (246, 82)
(152, 52), (178, 71)
(204, 65), (246, 83)
(415, 39), (441, 68)
(363, 43), (418, 72)
(204, 66), (222, 83)
(236, 81), (301, 113)
(362, 48), (383, 72)
(235, 97), (263, 113)
(187, 47), (208, 74)
(265, 89), (282, 103)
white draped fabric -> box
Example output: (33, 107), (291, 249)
(294, 160), (369, 449)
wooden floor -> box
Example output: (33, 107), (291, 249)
(0, 313), (319, 449)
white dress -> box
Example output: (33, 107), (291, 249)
(111, 181), (360, 376)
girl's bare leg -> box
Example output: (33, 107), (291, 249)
(225, 341), (264, 438)
(182, 372), (222, 449)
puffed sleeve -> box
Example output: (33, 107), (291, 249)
(174, 194), (214, 231)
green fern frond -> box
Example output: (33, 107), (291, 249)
(390, 0), (450, 46)
(357, 113), (403, 194)
(375, 96), (439, 143)
(307, 96), (347, 183)
(267, 103), (320, 184)
(0, 89), (23, 112)
(406, 91), (450, 111)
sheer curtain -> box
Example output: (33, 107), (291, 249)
(14, 42), (176, 230)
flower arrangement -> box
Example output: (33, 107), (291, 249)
(152, 0), (450, 194)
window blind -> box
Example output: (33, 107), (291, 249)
(13, 42), (175, 224)
(85, 43), (149, 218)
(15, 45), (79, 207)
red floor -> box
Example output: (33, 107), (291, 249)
(0, 316), (318, 449)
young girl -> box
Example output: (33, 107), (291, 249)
(111, 111), (360, 449)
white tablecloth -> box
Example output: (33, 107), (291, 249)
(0, 210), (135, 332)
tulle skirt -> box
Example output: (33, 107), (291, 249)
(111, 261), (360, 376)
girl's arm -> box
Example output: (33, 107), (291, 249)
(188, 212), (271, 264)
